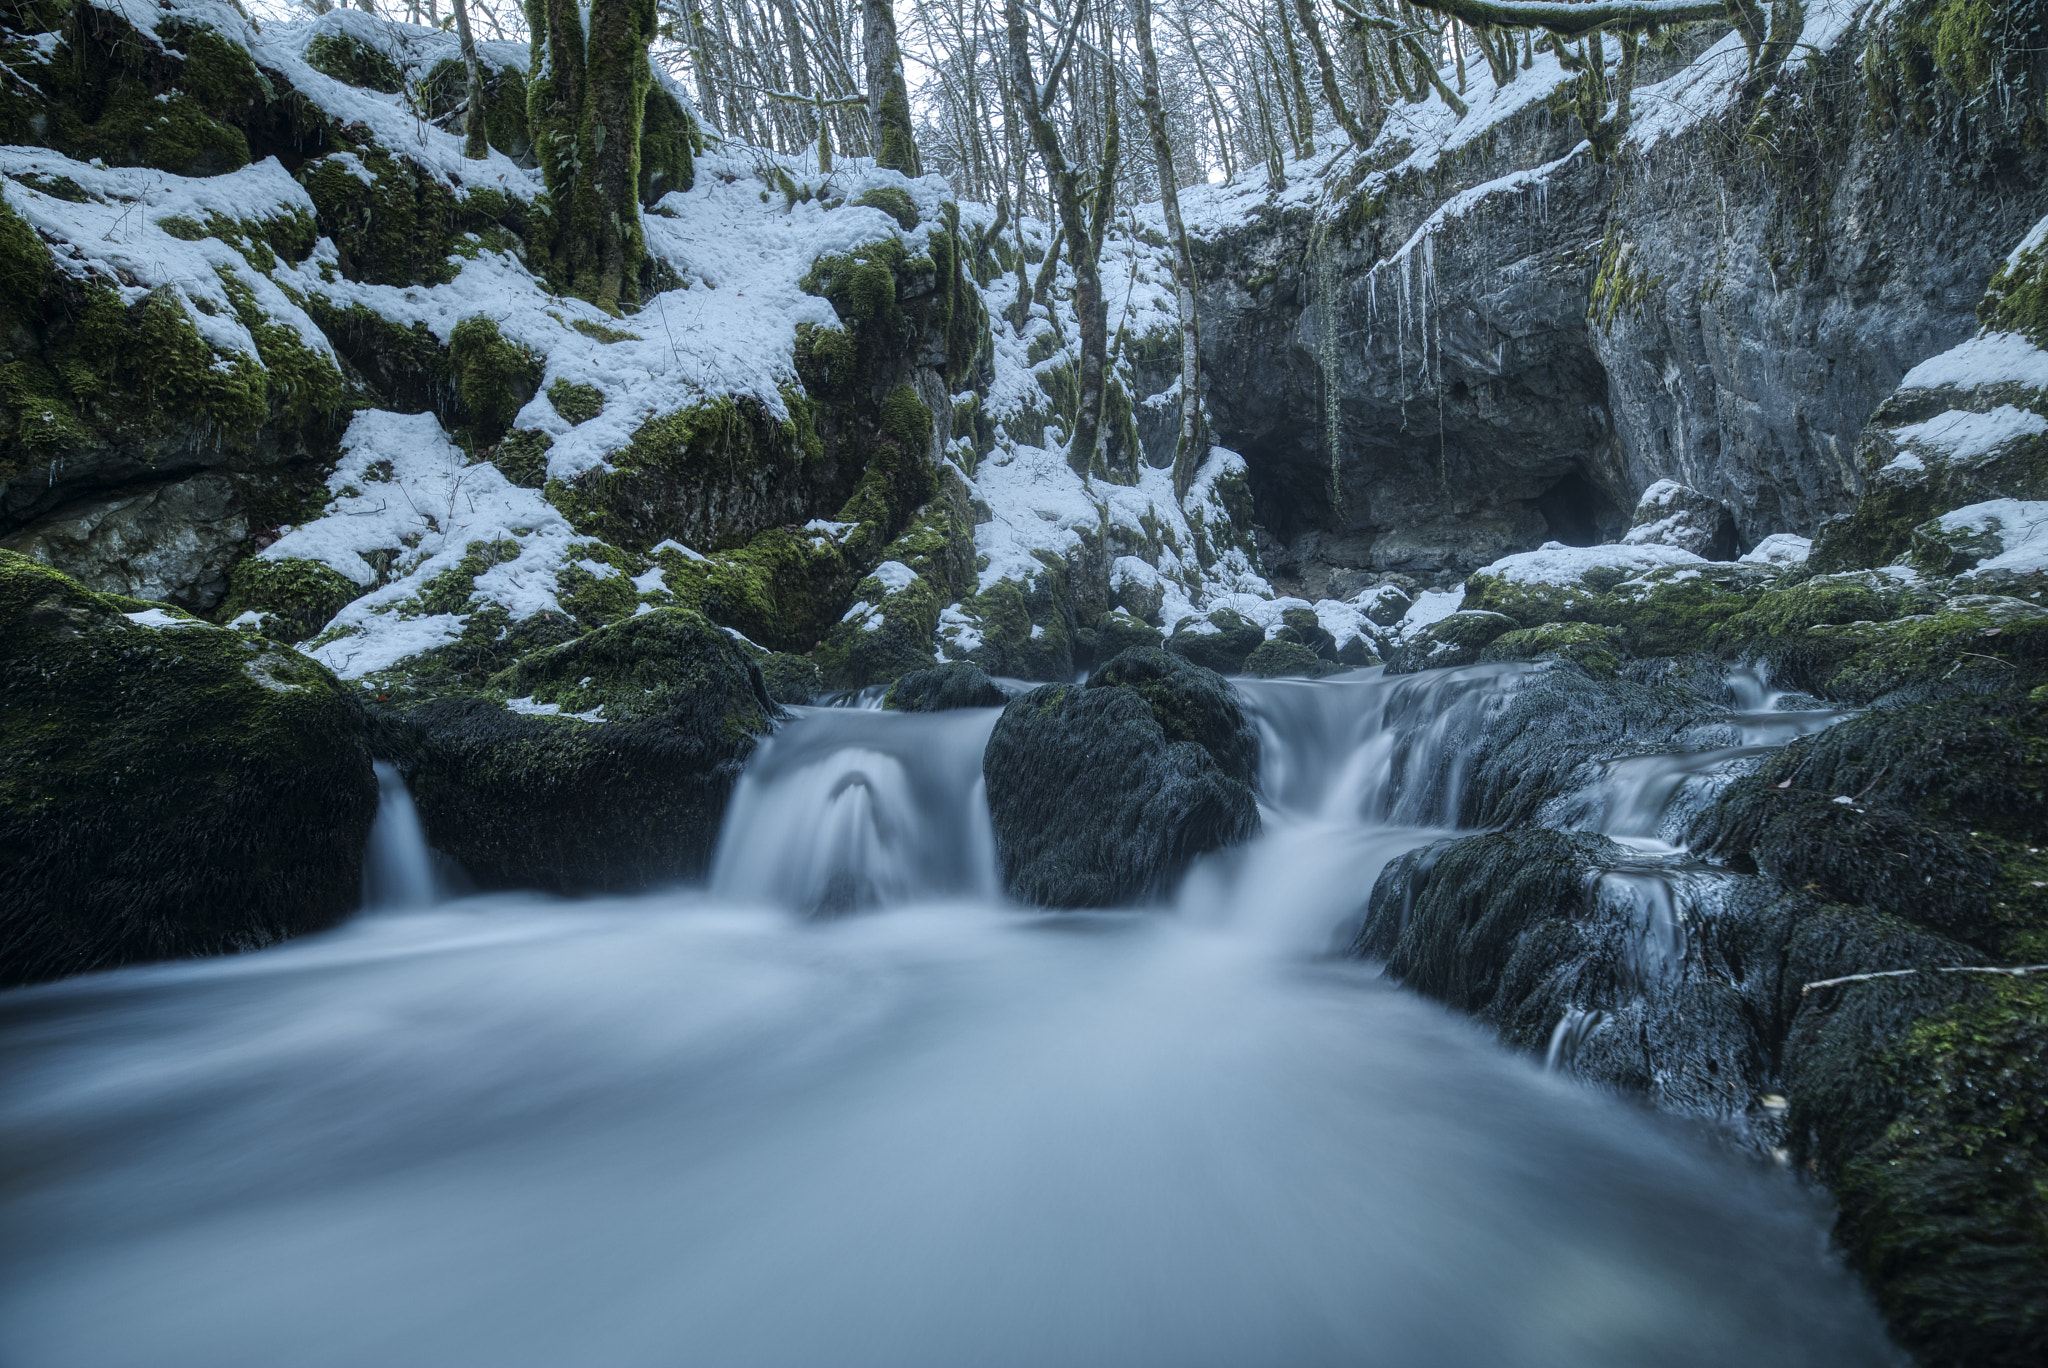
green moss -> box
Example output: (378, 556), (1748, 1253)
(547, 378), (605, 425)
(878, 382), (933, 452)
(447, 316), (543, 443)
(792, 321), (860, 398)
(552, 395), (823, 552)
(301, 150), (524, 289)
(214, 267), (346, 424)
(1981, 238), (2048, 349)
(218, 556), (362, 642)
(1395, 610), (1518, 672)
(409, 538), (523, 617)
(304, 31), (405, 94)
(657, 526), (856, 654)
(494, 428), (554, 487)
(0, 551), (376, 987)
(1588, 226), (1666, 330)
(1481, 621), (1625, 675)
(637, 83), (696, 205)
(1244, 638), (1333, 678)
(1826, 976), (2048, 1365)
(854, 186), (920, 231)
(572, 318), (641, 343)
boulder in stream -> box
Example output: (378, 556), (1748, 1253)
(0, 551), (377, 987)
(983, 647), (1259, 906)
(373, 607), (779, 893)
(883, 661), (1007, 711)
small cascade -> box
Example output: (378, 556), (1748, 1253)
(710, 705), (1002, 914)
(1239, 664), (1532, 827)
(361, 761), (443, 911)
(1545, 1007), (1608, 1073)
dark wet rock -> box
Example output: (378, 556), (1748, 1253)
(0, 551), (376, 987)
(983, 647), (1258, 906)
(1078, 609), (1166, 665)
(0, 472), (250, 613)
(374, 608), (778, 893)
(1164, 607), (1264, 674)
(1620, 479), (1739, 560)
(751, 650), (825, 706)
(884, 661), (1006, 711)
(1355, 828), (1798, 1125)
(1244, 638), (1335, 678)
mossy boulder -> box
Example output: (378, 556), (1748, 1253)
(303, 31), (404, 93)
(1391, 610), (1516, 672)
(218, 555), (363, 643)
(0, 552), (376, 987)
(983, 647), (1259, 906)
(1480, 621), (1624, 675)
(1074, 609), (1164, 667)
(884, 661), (1006, 711)
(1164, 607), (1265, 674)
(1244, 638), (1336, 678)
(375, 608), (778, 893)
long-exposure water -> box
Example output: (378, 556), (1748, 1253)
(0, 666), (1901, 1366)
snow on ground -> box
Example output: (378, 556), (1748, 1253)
(272, 411), (577, 678)
(1899, 332), (2048, 393)
(1890, 405), (2048, 464)
(1937, 500), (2048, 578)
(1476, 540), (1707, 587)
(1739, 534), (1812, 567)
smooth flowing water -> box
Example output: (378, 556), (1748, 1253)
(0, 667), (1900, 1367)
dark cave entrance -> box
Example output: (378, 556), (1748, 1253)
(1534, 471), (1625, 547)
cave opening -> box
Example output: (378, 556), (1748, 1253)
(1534, 471), (1624, 547)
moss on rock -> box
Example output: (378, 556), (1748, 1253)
(447, 316), (543, 443)
(375, 608), (776, 893)
(218, 554), (362, 642)
(983, 647), (1260, 906)
(0, 551), (376, 986)
(303, 31), (405, 93)
(884, 661), (1006, 710)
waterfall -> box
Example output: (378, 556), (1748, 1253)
(0, 666), (1897, 1368)
(361, 761), (443, 911)
(710, 704), (1002, 914)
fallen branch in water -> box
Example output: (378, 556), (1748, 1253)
(1801, 965), (2048, 995)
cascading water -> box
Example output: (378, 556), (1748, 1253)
(0, 666), (1903, 1367)
(361, 761), (444, 910)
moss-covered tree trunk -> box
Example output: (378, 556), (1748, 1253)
(452, 0), (488, 160)
(526, 0), (658, 314)
(864, 0), (921, 174)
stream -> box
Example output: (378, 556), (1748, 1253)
(0, 665), (1902, 1366)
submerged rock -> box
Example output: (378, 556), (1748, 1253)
(883, 661), (1006, 711)
(983, 647), (1259, 906)
(0, 551), (376, 987)
(374, 608), (778, 893)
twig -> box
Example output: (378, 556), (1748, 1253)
(1802, 964), (2048, 995)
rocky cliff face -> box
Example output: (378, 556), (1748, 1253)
(1189, 2), (2048, 594)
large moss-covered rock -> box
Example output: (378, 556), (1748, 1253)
(1164, 607), (1264, 674)
(983, 647), (1259, 906)
(883, 661), (1006, 711)
(374, 608), (777, 893)
(0, 551), (376, 987)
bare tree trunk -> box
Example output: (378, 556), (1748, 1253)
(1004, 0), (1107, 475)
(1275, 0), (1316, 154)
(865, 0), (921, 173)
(1135, 0), (1205, 495)
(1296, 0), (1374, 149)
(1172, 2), (1235, 180)
(452, 0), (488, 160)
